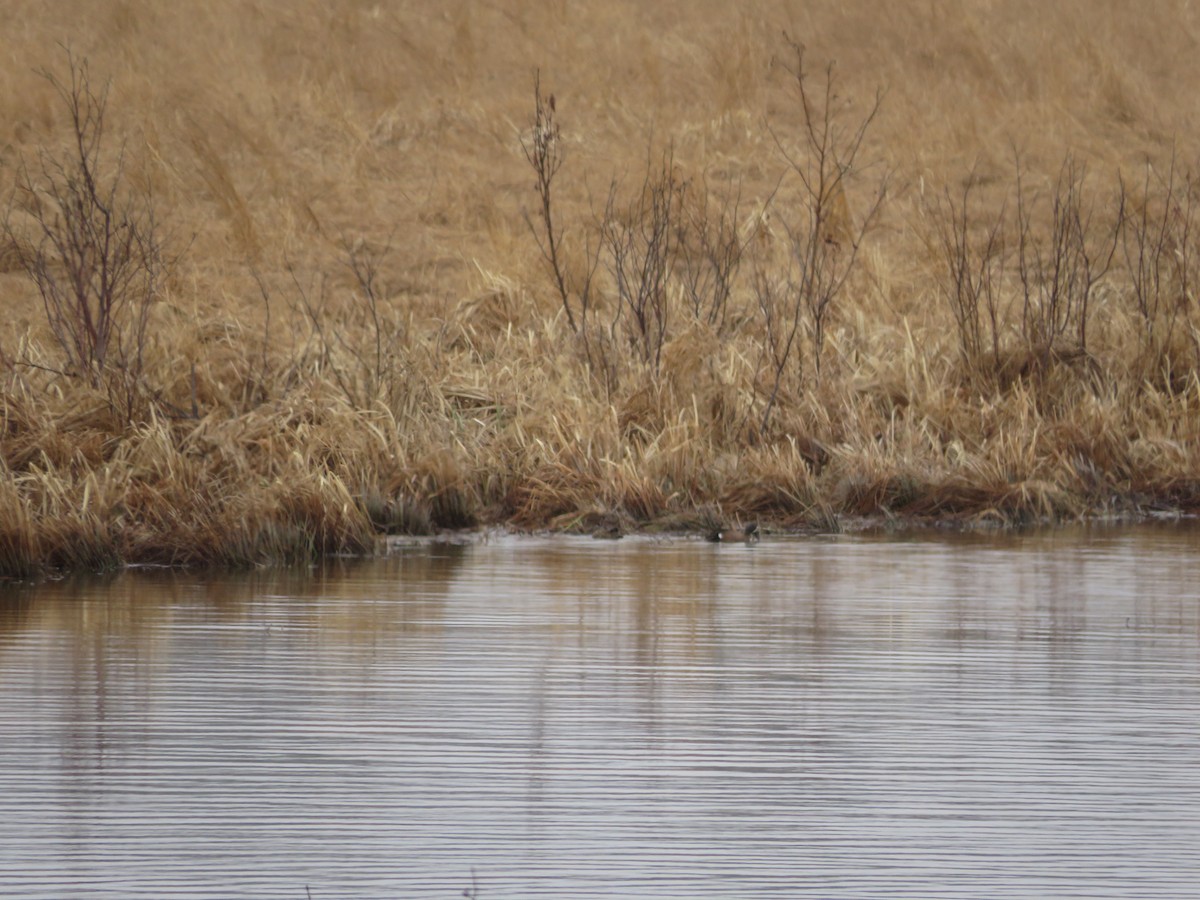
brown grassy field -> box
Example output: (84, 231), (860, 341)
(3, 0), (1200, 576)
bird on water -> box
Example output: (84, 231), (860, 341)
(711, 522), (759, 544)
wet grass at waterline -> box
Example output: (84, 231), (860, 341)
(2, 329), (1196, 580)
(3, 2), (1200, 579)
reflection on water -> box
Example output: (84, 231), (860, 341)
(1, 525), (1199, 898)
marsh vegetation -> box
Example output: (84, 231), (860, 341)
(2, 1), (1200, 576)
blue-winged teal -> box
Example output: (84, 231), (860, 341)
(713, 522), (759, 544)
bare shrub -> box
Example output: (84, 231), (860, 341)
(284, 239), (412, 410)
(1014, 156), (1122, 370)
(2, 51), (167, 420)
(520, 71), (598, 337)
(600, 149), (687, 373)
(678, 180), (750, 332)
(520, 72), (615, 391)
(1119, 156), (1199, 384)
(757, 38), (886, 433)
(927, 172), (1009, 382)
(522, 78), (755, 393)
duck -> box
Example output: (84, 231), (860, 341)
(711, 522), (759, 544)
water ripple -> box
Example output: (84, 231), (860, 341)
(1, 526), (1199, 897)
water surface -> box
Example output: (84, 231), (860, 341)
(2, 525), (1199, 898)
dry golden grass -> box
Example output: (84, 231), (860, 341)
(3, 0), (1200, 576)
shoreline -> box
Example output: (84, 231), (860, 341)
(5, 495), (1197, 586)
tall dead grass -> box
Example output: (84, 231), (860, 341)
(2, 1), (1200, 578)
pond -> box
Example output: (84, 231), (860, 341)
(2, 524), (1199, 898)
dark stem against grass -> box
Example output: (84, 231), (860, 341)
(250, 265), (276, 407)
(1119, 154), (1197, 382)
(286, 262), (340, 390)
(283, 240), (408, 410)
(521, 70), (582, 334)
(757, 36), (886, 434)
(679, 179), (752, 333)
(343, 237), (389, 403)
(928, 170), (1009, 381)
(752, 260), (800, 437)
(1014, 155), (1122, 371)
(2, 48), (166, 419)
(601, 146), (686, 373)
